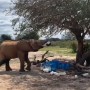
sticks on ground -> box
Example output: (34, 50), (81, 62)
(32, 50), (49, 65)
(41, 50), (49, 60)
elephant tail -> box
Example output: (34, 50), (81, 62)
(0, 59), (7, 66)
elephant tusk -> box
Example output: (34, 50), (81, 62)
(46, 41), (51, 45)
(43, 41), (51, 47)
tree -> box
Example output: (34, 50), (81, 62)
(1, 34), (12, 41)
(61, 30), (75, 40)
(16, 31), (39, 40)
(12, 0), (90, 63)
(12, 19), (39, 40)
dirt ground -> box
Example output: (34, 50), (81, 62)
(0, 51), (90, 90)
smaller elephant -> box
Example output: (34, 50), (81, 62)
(79, 50), (90, 67)
(0, 39), (51, 72)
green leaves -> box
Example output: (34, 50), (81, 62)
(12, 0), (90, 36)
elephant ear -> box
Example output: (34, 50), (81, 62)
(28, 39), (51, 51)
(29, 39), (39, 51)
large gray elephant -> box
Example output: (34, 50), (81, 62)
(0, 39), (51, 72)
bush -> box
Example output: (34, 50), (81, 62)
(16, 31), (39, 40)
(70, 41), (77, 53)
(51, 40), (74, 48)
(1, 34), (12, 41)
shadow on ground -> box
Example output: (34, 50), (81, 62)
(0, 64), (90, 90)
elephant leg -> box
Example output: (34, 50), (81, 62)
(18, 51), (25, 72)
(24, 52), (31, 71)
(5, 59), (12, 71)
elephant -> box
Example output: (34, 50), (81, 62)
(79, 50), (90, 67)
(0, 39), (51, 72)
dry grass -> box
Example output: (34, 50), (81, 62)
(0, 51), (89, 90)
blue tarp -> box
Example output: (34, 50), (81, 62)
(41, 60), (73, 72)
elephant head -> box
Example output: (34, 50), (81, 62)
(28, 39), (51, 51)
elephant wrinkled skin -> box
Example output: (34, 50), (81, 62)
(0, 39), (51, 72)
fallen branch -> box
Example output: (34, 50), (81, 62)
(76, 63), (86, 69)
(41, 50), (49, 60)
(76, 63), (90, 70)
(31, 50), (49, 65)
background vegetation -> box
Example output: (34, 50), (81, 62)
(41, 40), (90, 56)
(0, 39), (90, 57)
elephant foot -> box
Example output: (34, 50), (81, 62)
(25, 67), (31, 71)
(6, 68), (12, 71)
(19, 69), (25, 72)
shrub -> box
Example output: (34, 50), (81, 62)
(70, 41), (77, 53)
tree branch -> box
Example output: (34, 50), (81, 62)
(41, 50), (49, 60)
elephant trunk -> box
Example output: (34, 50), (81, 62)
(40, 40), (51, 46)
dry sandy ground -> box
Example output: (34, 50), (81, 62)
(0, 51), (90, 90)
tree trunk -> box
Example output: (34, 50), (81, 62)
(76, 39), (84, 63)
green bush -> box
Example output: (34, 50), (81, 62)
(16, 31), (39, 40)
(51, 40), (75, 48)
(49, 40), (90, 53)
(70, 41), (77, 53)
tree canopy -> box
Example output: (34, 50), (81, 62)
(16, 31), (39, 40)
(12, 0), (90, 63)
(61, 30), (75, 40)
(13, 0), (90, 37)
